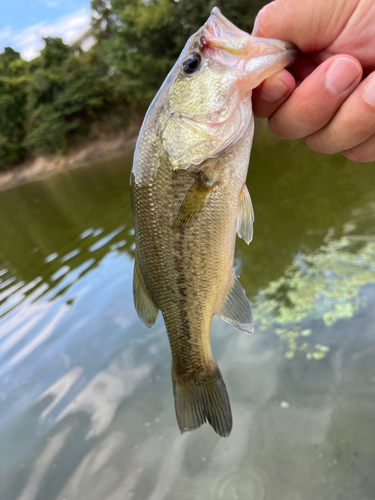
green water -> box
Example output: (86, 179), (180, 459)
(0, 123), (375, 500)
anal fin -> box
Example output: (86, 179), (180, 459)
(133, 255), (159, 328)
(236, 184), (254, 244)
(217, 270), (253, 334)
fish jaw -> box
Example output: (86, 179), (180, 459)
(201, 7), (298, 92)
(158, 8), (297, 171)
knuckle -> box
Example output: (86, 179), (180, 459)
(252, 88), (274, 119)
(342, 147), (375, 163)
(295, 97), (325, 124)
(305, 133), (334, 154)
(254, 3), (272, 27)
(254, 1), (283, 37)
(253, 6), (271, 37)
(268, 115), (293, 139)
(254, 108), (273, 119)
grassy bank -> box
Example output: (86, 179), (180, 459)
(0, 124), (139, 191)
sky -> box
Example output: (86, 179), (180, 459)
(0, 0), (92, 60)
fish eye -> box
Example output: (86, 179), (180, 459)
(182, 52), (201, 74)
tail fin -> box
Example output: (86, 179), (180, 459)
(172, 367), (232, 437)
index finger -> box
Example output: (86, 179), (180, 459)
(252, 55), (318, 119)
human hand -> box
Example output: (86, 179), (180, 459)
(252, 0), (375, 162)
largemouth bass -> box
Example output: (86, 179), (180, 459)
(131, 7), (296, 437)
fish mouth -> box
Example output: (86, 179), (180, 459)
(203, 6), (248, 40)
(201, 7), (298, 91)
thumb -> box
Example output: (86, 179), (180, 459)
(252, 0), (357, 53)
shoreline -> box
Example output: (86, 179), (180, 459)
(0, 130), (139, 191)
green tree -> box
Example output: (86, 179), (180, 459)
(24, 37), (110, 155)
(91, 0), (114, 41)
(0, 48), (29, 169)
(95, 0), (270, 111)
(0, 1), (270, 169)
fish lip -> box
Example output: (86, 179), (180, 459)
(208, 7), (247, 36)
(245, 38), (299, 73)
(200, 8), (298, 92)
(203, 7), (248, 41)
(210, 6), (296, 56)
(251, 37), (297, 53)
(202, 7), (298, 66)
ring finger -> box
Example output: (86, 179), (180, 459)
(305, 71), (375, 154)
(343, 132), (375, 162)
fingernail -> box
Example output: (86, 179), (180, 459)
(363, 75), (375, 107)
(325, 58), (361, 95)
(261, 78), (289, 102)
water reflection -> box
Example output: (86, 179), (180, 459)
(255, 227), (375, 359)
(0, 128), (374, 500)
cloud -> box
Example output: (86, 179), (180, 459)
(0, 27), (13, 42)
(12, 8), (91, 61)
(39, 0), (60, 7)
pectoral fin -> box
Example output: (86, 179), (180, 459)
(217, 270), (253, 334)
(236, 184), (254, 244)
(175, 172), (218, 228)
(133, 255), (159, 328)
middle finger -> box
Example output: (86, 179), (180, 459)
(306, 71), (375, 154)
(267, 55), (362, 140)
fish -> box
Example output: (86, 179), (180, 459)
(131, 7), (297, 437)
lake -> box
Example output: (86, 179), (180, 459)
(0, 122), (375, 500)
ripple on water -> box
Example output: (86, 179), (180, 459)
(79, 228), (94, 239)
(213, 468), (266, 500)
(51, 266), (70, 282)
(88, 226), (125, 252)
(61, 249), (81, 263)
(45, 253), (58, 263)
(0, 277), (17, 291)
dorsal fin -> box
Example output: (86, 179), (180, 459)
(133, 255), (159, 328)
(217, 270), (253, 334)
(236, 184), (254, 244)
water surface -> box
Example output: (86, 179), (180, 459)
(0, 124), (375, 500)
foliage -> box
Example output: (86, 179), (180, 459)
(0, 48), (29, 169)
(0, 0), (270, 167)
(254, 235), (375, 359)
(24, 38), (110, 155)
(97, 0), (268, 110)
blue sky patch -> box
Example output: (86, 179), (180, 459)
(1, 0), (91, 60)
